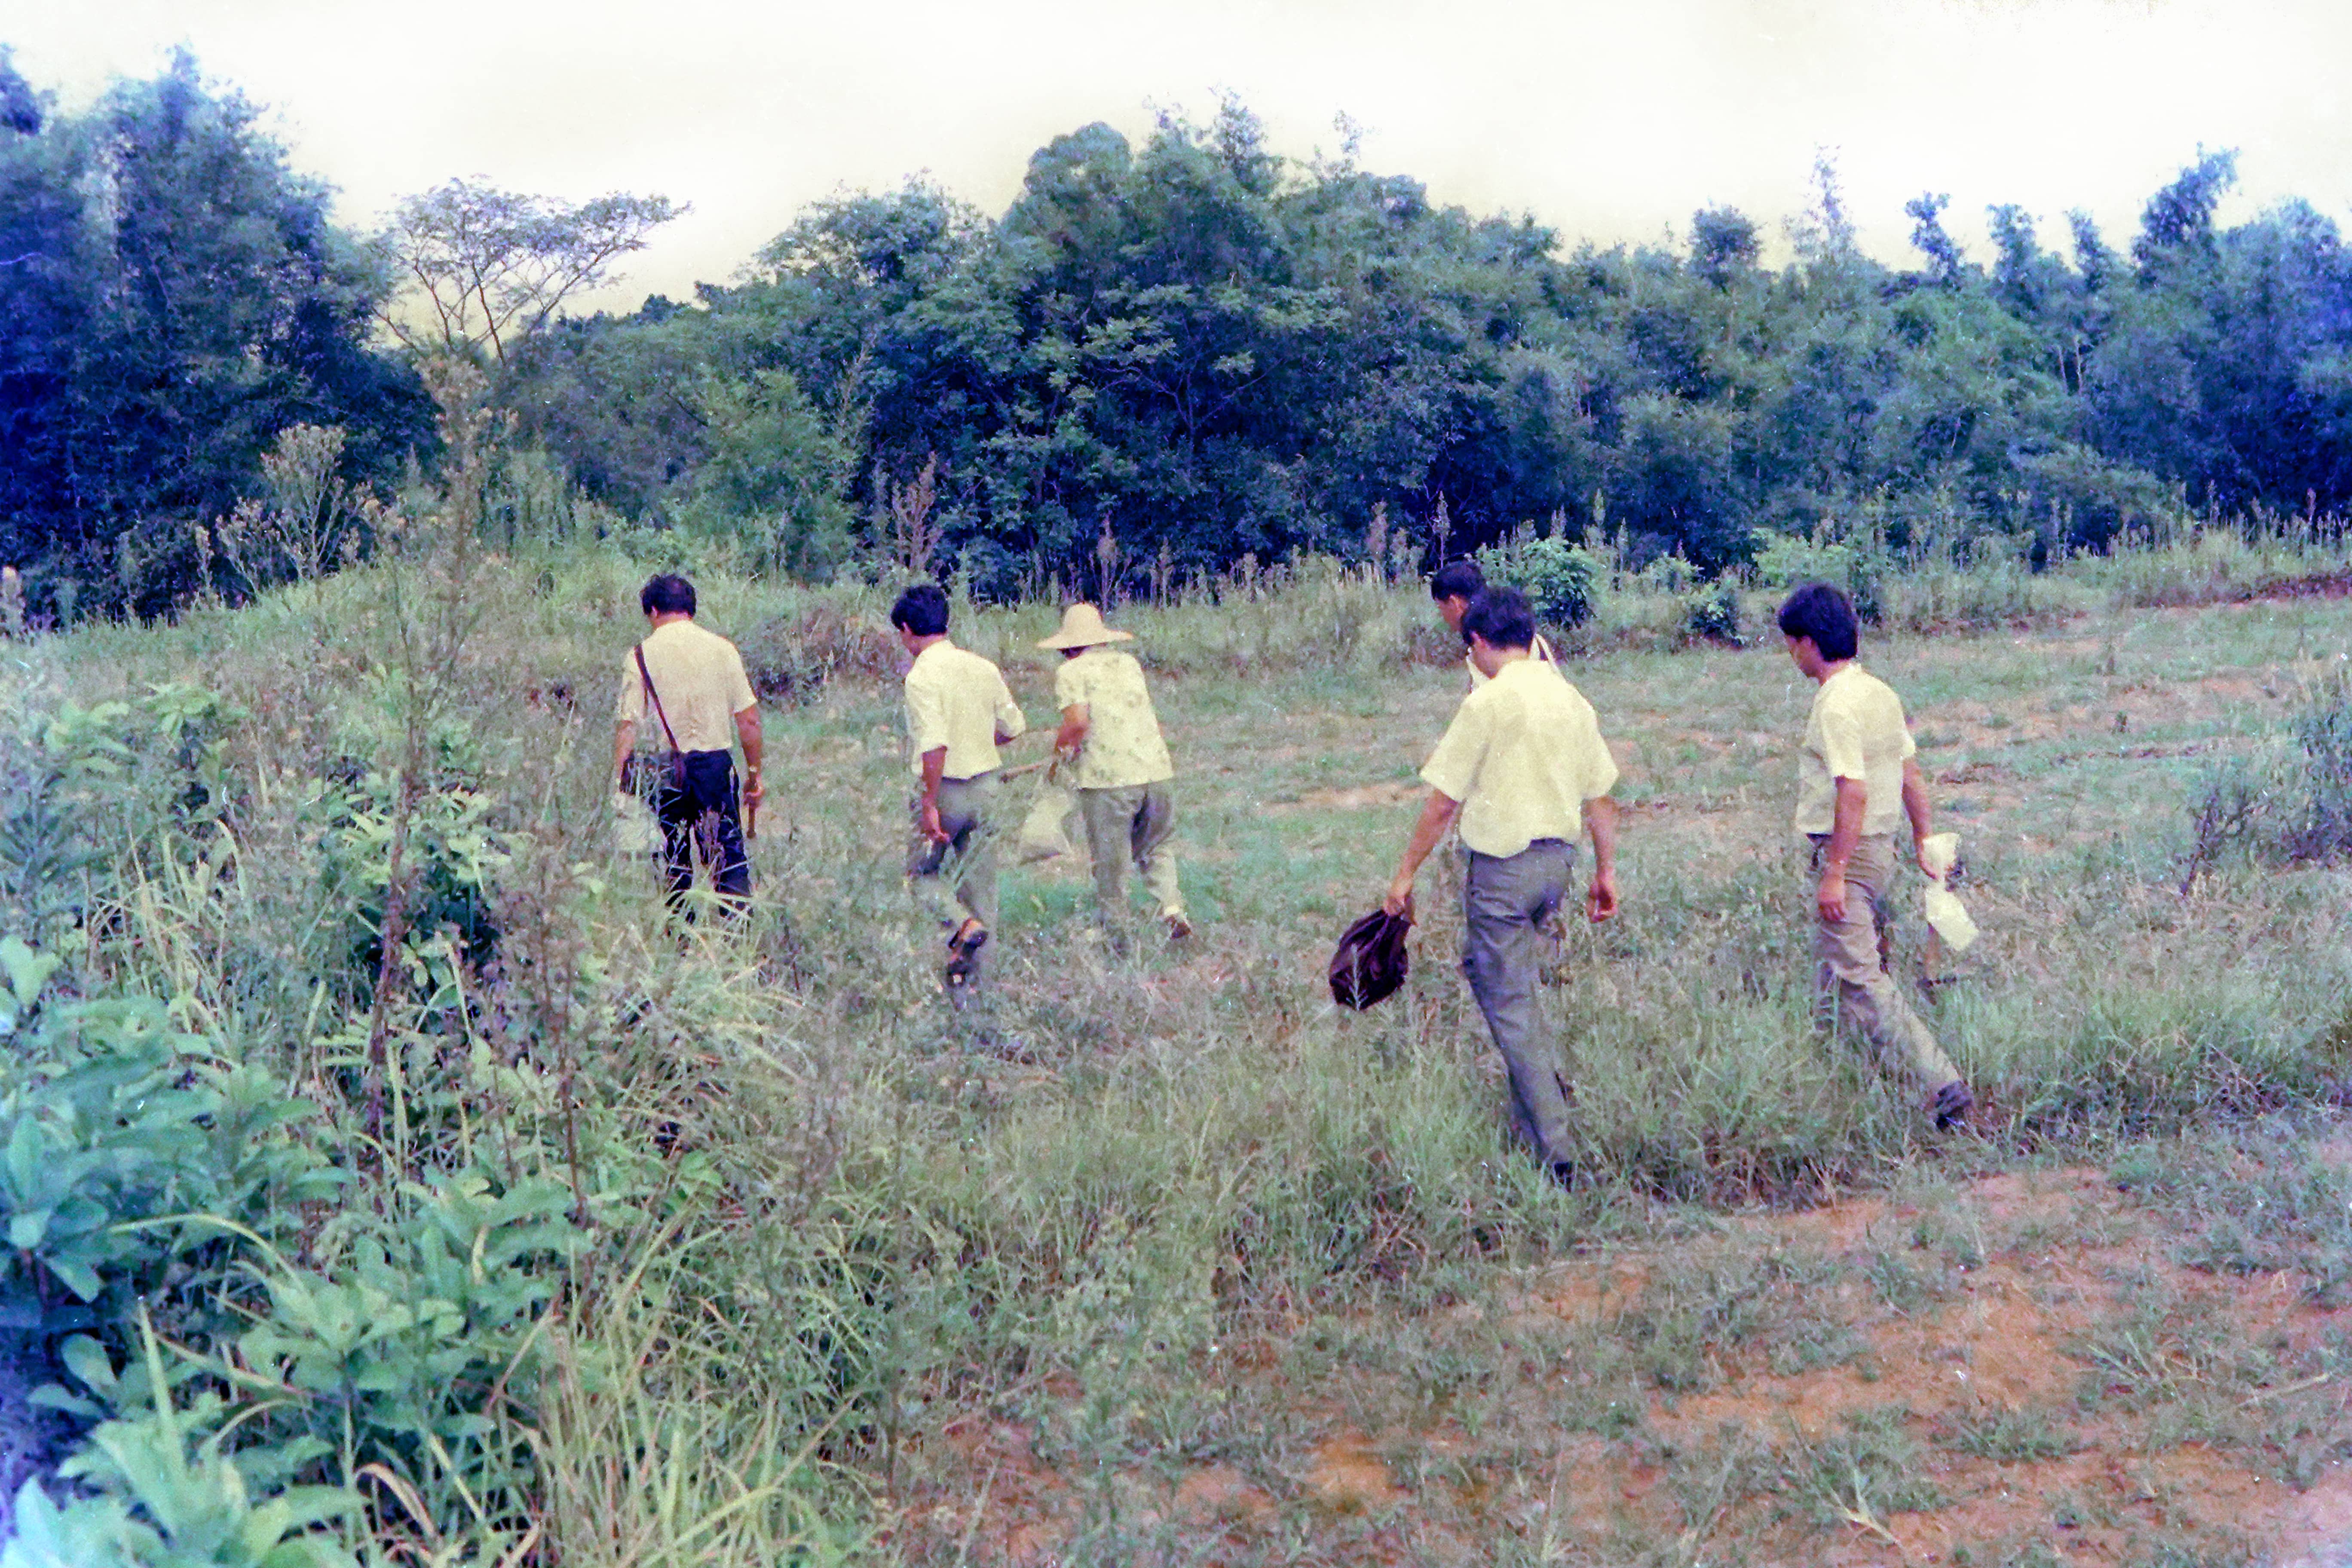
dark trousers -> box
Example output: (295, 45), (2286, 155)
(655, 750), (750, 913)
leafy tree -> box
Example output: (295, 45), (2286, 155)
(0, 52), (428, 617)
(1690, 206), (1759, 290)
(1904, 193), (1968, 289)
(680, 369), (855, 576)
(2133, 149), (2237, 285)
(381, 178), (683, 362)
(501, 295), (718, 518)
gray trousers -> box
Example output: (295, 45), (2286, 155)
(1076, 782), (1184, 923)
(909, 772), (1000, 964)
(1809, 833), (1961, 1090)
(1463, 839), (1577, 1167)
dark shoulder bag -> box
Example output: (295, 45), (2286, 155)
(631, 645), (687, 793)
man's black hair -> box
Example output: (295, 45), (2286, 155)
(640, 574), (695, 617)
(1461, 586), (1536, 651)
(1776, 582), (1860, 662)
(1429, 558), (1485, 603)
(890, 583), (951, 637)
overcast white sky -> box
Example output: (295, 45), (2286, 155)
(4, 0), (2345, 312)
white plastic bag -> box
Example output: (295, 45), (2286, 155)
(1017, 779), (1077, 865)
(1918, 832), (1979, 952)
(610, 790), (658, 857)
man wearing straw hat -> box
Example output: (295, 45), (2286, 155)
(1042, 603), (1192, 943)
(894, 584), (1027, 989)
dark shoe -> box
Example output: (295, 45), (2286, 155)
(1164, 913), (1194, 942)
(1931, 1080), (1974, 1131)
(1546, 1160), (1576, 1191)
(947, 919), (989, 960)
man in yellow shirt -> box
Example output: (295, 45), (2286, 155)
(611, 574), (763, 917)
(1430, 559), (1556, 687)
(1779, 582), (1971, 1130)
(1383, 588), (1621, 1186)
(1041, 603), (1190, 942)
(894, 584), (1026, 987)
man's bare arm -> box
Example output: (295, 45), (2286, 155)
(1819, 776), (1867, 923)
(1384, 789), (1461, 916)
(1054, 704), (1089, 758)
(1901, 756), (1932, 872)
(734, 704), (764, 805)
(1584, 795), (1620, 921)
(918, 745), (949, 843)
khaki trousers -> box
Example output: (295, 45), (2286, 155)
(1076, 783), (1184, 924)
(909, 772), (1001, 968)
(1463, 840), (1577, 1167)
(1809, 833), (1960, 1090)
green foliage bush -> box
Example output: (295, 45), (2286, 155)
(323, 772), (507, 1000)
(1473, 534), (1598, 629)
(679, 370), (856, 579)
(1679, 579), (1743, 644)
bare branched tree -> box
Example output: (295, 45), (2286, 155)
(380, 178), (684, 361)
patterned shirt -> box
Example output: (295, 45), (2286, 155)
(1054, 649), (1175, 790)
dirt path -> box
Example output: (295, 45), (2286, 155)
(903, 1163), (2352, 1565)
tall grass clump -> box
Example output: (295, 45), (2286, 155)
(2184, 662), (2352, 886)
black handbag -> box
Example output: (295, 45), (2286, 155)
(1329, 907), (1412, 1010)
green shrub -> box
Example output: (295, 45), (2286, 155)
(1753, 530), (1891, 623)
(322, 773), (506, 1002)
(1473, 535), (1598, 629)
(7, 1326), (359, 1568)
(1680, 579), (1742, 644)
(1751, 531), (1859, 590)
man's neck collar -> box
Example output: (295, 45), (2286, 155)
(907, 633), (951, 657)
(647, 611), (694, 631)
(1815, 658), (1855, 686)
(1480, 646), (1532, 678)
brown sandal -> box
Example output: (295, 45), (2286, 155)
(947, 919), (989, 959)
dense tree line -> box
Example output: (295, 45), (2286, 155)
(5, 49), (2351, 612)
(0, 51), (430, 618)
(511, 106), (2352, 594)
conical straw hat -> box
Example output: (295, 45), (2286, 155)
(1036, 602), (1134, 650)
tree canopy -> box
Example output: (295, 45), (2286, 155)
(0, 50), (429, 616)
(507, 107), (2352, 594)
(5, 54), (2352, 612)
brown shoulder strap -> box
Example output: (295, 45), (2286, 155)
(634, 645), (682, 757)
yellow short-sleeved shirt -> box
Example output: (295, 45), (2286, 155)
(1053, 648), (1174, 789)
(1794, 664), (1917, 836)
(1421, 656), (1619, 858)
(616, 620), (756, 753)
(904, 640), (1026, 781)
(1465, 631), (1556, 689)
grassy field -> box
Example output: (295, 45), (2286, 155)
(9, 532), (2352, 1565)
